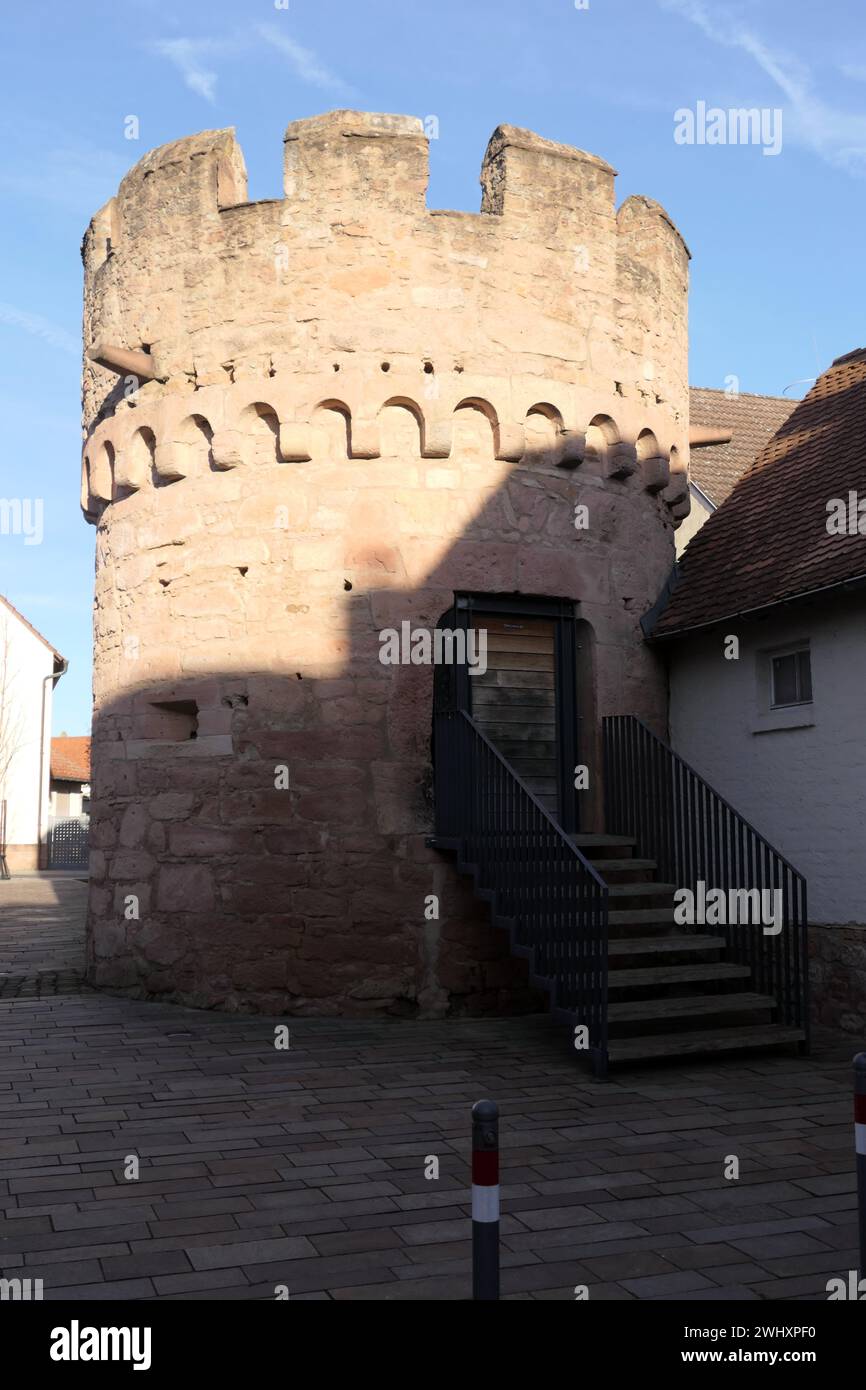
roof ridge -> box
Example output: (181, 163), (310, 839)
(689, 386), (794, 403)
(830, 346), (866, 367)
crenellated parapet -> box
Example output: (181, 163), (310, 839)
(82, 111), (690, 513)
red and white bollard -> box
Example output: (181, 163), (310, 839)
(472, 1099), (500, 1300)
(855, 1053), (866, 1281)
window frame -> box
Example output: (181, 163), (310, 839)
(769, 645), (813, 711)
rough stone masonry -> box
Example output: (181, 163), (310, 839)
(80, 110), (690, 1016)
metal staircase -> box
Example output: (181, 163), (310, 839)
(431, 710), (809, 1076)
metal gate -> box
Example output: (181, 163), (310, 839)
(47, 816), (90, 870)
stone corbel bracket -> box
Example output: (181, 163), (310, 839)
(81, 372), (689, 525)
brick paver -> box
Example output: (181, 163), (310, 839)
(0, 874), (88, 996)
(0, 875), (861, 1299)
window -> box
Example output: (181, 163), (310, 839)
(770, 647), (812, 708)
(145, 700), (199, 741)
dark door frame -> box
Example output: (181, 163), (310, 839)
(446, 592), (580, 832)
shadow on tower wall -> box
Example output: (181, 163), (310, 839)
(85, 408), (674, 1019)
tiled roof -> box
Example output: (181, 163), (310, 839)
(0, 594), (65, 664)
(689, 387), (797, 504)
(51, 737), (91, 783)
(655, 350), (866, 637)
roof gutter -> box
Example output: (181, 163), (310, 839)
(648, 570), (866, 643)
(37, 657), (68, 869)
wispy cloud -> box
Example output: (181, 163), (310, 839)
(256, 24), (356, 98)
(150, 38), (230, 103)
(659, 0), (866, 175)
(150, 28), (355, 104)
(0, 303), (78, 357)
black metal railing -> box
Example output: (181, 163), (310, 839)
(603, 715), (808, 1041)
(434, 710), (609, 1072)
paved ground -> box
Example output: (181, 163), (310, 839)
(0, 874), (88, 996)
(0, 876), (861, 1300)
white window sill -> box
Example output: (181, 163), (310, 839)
(751, 706), (815, 735)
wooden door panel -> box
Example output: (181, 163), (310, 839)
(471, 611), (560, 811)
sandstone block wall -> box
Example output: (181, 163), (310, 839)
(81, 111), (690, 1014)
(810, 924), (866, 1036)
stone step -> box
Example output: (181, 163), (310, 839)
(608, 933), (726, 958)
(609, 906), (676, 927)
(607, 962), (752, 990)
(592, 858), (658, 877)
(570, 834), (636, 860)
(571, 834), (636, 846)
(609, 990), (775, 1025)
(608, 1024), (806, 1064)
(607, 881), (676, 898)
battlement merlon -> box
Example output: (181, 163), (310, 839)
(119, 126), (248, 217)
(82, 128), (246, 281)
(481, 124), (616, 231)
(283, 110), (429, 213)
(617, 195), (691, 277)
(81, 114), (689, 429)
(82, 114), (689, 264)
(616, 195), (691, 401)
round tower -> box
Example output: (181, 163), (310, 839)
(81, 111), (690, 1015)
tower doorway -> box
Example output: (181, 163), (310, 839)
(434, 594), (580, 832)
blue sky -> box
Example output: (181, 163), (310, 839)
(1, 0), (865, 733)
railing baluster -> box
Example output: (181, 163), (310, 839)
(600, 715), (808, 1044)
(432, 710), (609, 1071)
(434, 710), (806, 1073)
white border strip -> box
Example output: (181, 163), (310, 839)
(472, 1184), (499, 1223)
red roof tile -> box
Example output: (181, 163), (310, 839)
(51, 737), (91, 783)
(689, 387), (797, 504)
(656, 350), (866, 637)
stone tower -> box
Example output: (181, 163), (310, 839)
(81, 111), (690, 1015)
